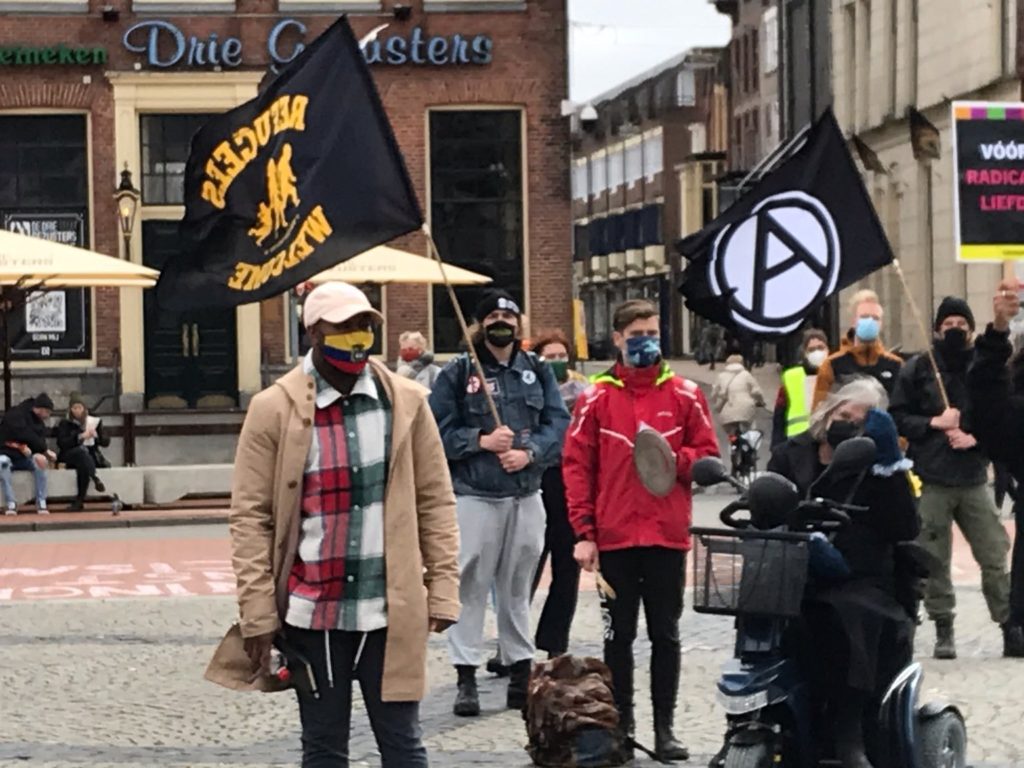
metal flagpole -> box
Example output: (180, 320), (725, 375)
(891, 258), (951, 409)
(422, 223), (503, 427)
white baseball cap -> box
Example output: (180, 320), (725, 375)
(302, 281), (384, 329)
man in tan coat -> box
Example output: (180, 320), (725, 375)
(206, 281), (460, 768)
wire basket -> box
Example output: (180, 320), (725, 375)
(691, 527), (811, 618)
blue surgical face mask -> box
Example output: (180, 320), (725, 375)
(855, 317), (880, 342)
(625, 336), (661, 368)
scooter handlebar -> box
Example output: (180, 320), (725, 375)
(719, 499), (752, 529)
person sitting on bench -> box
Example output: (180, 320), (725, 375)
(0, 393), (55, 515)
(56, 394), (109, 512)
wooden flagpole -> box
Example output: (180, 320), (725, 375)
(422, 224), (502, 427)
(891, 258), (951, 409)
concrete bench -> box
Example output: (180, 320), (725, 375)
(142, 464), (234, 505)
(8, 467), (145, 506)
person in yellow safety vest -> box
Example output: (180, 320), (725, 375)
(771, 329), (829, 448)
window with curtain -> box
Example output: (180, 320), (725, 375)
(429, 110), (523, 352)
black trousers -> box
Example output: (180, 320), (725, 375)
(531, 465), (581, 655)
(60, 446), (96, 501)
(1013, 501), (1024, 625)
(286, 626), (428, 768)
(599, 547), (686, 716)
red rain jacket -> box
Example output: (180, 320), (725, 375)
(562, 362), (719, 552)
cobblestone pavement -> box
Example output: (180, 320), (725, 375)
(0, 574), (1022, 768)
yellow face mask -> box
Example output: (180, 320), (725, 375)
(322, 330), (374, 373)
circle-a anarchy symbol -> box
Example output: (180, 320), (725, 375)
(709, 191), (841, 334)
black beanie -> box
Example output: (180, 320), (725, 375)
(474, 290), (521, 323)
(934, 296), (975, 331)
(33, 393), (54, 411)
(68, 392), (86, 410)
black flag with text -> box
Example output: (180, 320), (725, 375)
(156, 17), (423, 311)
(678, 109), (893, 337)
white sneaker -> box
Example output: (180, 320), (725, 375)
(4, 507), (16, 516)
(37, 506), (49, 515)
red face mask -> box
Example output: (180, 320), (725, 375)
(399, 348), (421, 363)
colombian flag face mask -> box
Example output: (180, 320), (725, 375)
(321, 330), (374, 374)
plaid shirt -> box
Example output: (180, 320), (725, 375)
(285, 354), (390, 632)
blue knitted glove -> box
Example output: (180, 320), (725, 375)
(863, 408), (910, 475)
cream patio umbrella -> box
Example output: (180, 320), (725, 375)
(0, 228), (160, 410)
(309, 245), (492, 285)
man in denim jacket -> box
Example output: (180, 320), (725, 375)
(429, 289), (570, 717)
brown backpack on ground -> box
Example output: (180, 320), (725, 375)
(524, 654), (628, 767)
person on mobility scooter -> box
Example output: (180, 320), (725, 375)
(691, 377), (967, 768)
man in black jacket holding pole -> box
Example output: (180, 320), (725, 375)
(891, 297), (1018, 659)
(967, 281), (1024, 657)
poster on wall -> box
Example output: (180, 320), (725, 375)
(1, 211), (92, 360)
(952, 101), (1024, 262)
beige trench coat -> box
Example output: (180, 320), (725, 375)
(205, 360), (460, 702)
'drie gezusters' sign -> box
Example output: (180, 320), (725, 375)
(122, 19), (493, 70)
(952, 100), (1024, 262)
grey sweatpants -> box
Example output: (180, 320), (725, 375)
(448, 492), (545, 667)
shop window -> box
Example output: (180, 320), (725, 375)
(424, 0), (525, 10)
(0, 115), (87, 209)
(277, 0), (379, 9)
(429, 109), (523, 353)
(0, 0), (86, 11)
(140, 113), (216, 205)
(0, 115), (91, 362)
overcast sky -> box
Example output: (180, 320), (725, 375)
(569, 0), (732, 102)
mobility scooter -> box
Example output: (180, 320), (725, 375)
(690, 439), (967, 768)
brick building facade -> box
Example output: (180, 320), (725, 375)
(1, 0), (569, 412)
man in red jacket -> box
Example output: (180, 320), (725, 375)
(563, 299), (719, 762)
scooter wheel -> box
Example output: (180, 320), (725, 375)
(918, 711), (967, 768)
(722, 743), (772, 768)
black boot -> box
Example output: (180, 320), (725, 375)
(92, 476), (106, 493)
(506, 659), (532, 710)
(653, 708), (689, 762)
(67, 499), (84, 512)
(615, 703), (635, 762)
(934, 618), (957, 660)
(834, 699), (874, 768)
(453, 665), (480, 717)
(1003, 623), (1024, 657)
(486, 651), (509, 677)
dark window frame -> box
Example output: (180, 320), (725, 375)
(139, 113), (216, 205)
(428, 109), (525, 354)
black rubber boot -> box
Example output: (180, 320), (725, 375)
(453, 665), (480, 717)
(486, 651), (509, 677)
(506, 659), (531, 710)
(653, 708), (689, 762)
(934, 618), (957, 660)
(1003, 623), (1024, 658)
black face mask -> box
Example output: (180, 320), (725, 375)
(826, 420), (861, 449)
(939, 328), (969, 352)
(484, 321), (517, 348)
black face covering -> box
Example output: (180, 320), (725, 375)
(826, 419), (861, 449)
(484, 321), (517, 348)
(936, 328), (971, 370)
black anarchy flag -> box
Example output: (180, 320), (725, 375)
(156, 17), (423, 310)
(678, 109), (893, 338)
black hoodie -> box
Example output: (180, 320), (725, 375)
(0, 399), (50, 461)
